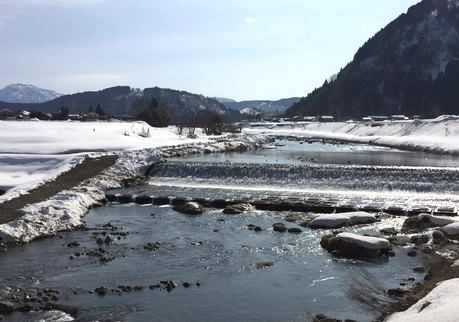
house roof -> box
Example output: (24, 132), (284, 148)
(0, 108), (15, 116)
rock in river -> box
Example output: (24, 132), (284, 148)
(272, 223), (287, 232)
(256, 261), (274, 269)
(223, 203), (253, 215)
(309, 212), (377, 229)
(173, 202), (205, 215)
(402, 214), (458, 233)
(320, 232), (391, 259)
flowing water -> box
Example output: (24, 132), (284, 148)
(118, 140), (459, 210)
(2, 139), (459, 321)
(1, 205), (426, 322)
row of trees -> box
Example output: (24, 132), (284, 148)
(46, 98), (233, 137)
(136, 98), (227, 137)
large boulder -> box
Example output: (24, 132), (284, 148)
(441, 222), (459, 237)
(309, 212), (377, 229)
(432, 230), (448, 245)
(402, 214), (459, 233)
(0, 300), (18, 314)
(320, 232), (391, 259)
(223, 203), (253, 215)
(173, 202), (205, 215)
(0, 189), (5, 196)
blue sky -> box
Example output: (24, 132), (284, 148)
(0, 0), (419, 100)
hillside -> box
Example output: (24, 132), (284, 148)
(286, 0), (459, 119)
(0, 86), (239, 122)
(0, 84), (62, 103)
(218, 97), (301, 115)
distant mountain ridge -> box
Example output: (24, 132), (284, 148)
(0, 84), (62, 103)
(286, 0), (459, 119)
(0, 86), (239, 122)
(215, 97), (301, 115)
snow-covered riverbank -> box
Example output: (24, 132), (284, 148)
(245, 115), (459, 155)
(0, 121), (269, 243)
(0, 121), (214, 200)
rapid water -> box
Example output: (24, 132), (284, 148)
(138, 140), (459, 210)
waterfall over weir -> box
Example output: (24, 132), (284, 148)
(148, 161), (459, 193)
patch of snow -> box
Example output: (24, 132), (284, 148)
(386, 277), (459, 322)
(442, 222), (459, 236)
(419, 213), (459, 226)
(309, 213), (352, 228)
(336, 232), (390, 250)
(309, 212), (376, 228)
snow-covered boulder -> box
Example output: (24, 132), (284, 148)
(173, 202), (205, 215)
(309, 212), (377, 229)
(402, 214), (459, 233)
(320, 232), (391, 259)
(223, 203), (253, 215)
(386, 278), (459, 322)
(441, 222), (459, 236)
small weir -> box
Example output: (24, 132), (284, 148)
(147, 161), (459, 193)
(107, 157), (459, 214)
(105, 192), (458, 217)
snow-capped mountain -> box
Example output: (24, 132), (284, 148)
(217, 97), (301, 115)
(0, 84), (62, 103)
(287, 0), (459, 119)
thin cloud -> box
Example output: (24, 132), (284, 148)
(12, 0), (104, 7)
(0, 0), (105, 25)
(244, 16), (258, 25)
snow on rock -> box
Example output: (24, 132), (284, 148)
(320, 232), (390, 258)
(309, 211), (377, 229)
(173, 202), (205, 215)
(442, 222), (459, 236)
(336, 232), (390, 250)
(402, 213), (459, 233)
(420, 214), (459, 226)
(386, 278), (459, 322)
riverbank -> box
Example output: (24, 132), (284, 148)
(245, 116), (459, 155)
(0, 132), (270, 243)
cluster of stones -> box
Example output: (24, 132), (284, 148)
(94, 280), (200, 296)
(0, 287), (71, 318)
(105, 193), (457, 217)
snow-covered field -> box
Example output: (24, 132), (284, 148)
(245, 115), (459, 154)
(0, 121), (213, 200)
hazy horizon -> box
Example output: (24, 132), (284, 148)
(0, 0), (419, 101)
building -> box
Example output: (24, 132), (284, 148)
(68, 114), (81, 121)
(0, 108), (16, 120)
(319, 115), (334, 122)
(83, 112), (99, 122)
(391, 115), (408, 121)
